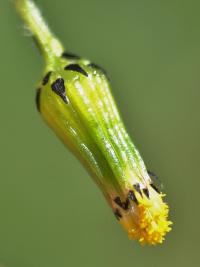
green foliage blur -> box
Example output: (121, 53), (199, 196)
(0, 0), (199, 266)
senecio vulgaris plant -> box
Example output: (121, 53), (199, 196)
(14, 0), (172, 245)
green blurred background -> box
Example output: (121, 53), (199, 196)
(0, 0), (199, 266)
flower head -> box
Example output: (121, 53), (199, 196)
(15, 0), (172, 245)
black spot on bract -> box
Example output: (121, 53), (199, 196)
(64, 64), (88, 77)
(114, 196), (129, 210)
(61, 52), (80, 60)
(114, 209), (122, 220)
(148, 170), (163, 192)
(143, 188), (150, 198)
(114, 196), (122, 207)
(35, 88), (41, 112)
(150, 183), (160, 193)
(134, 183), (142, 196)
(51, 78), (68, 103)
(88, 63), (107, 76)
(123, 198), (130, 210)
(127, 190), (138, 204)
(42, 71), (52, 86)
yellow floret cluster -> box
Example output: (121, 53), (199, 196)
(128, 192), (172, 245)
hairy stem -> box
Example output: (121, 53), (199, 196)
(15, 0), (64, 66)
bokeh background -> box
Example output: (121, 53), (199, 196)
(0, 0), (200, 266)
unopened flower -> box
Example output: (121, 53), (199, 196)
(14, 0), (172, 245)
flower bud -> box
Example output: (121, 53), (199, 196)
(15, 0), (172, 245)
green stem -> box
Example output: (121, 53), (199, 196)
(15, 0), (64, 66)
